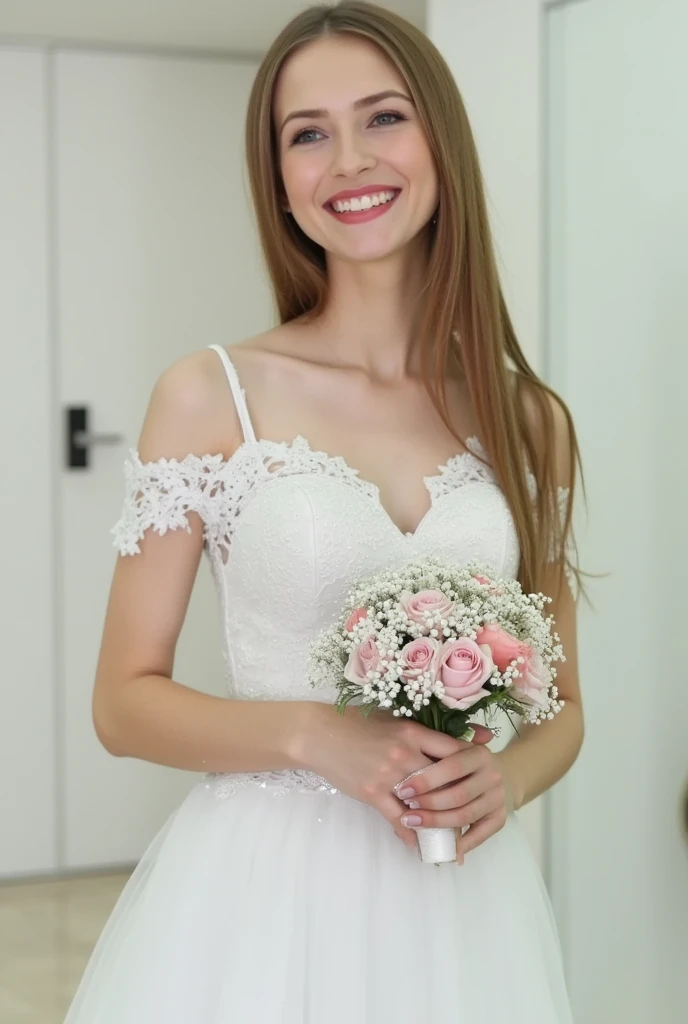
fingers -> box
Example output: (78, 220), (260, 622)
(379, 794), (418, 848)
(416, 726), (491, 760)
(469, 724), (494, 745)
(402, 790), (502, 831)
(408, 772), (486, 811)
(363, 718), (494, 854)
(397, 745), (487, 798)
(415, 726), (465, 760)
(458, 807), (508, 856)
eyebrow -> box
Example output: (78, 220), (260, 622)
(279, 89), (414, 134)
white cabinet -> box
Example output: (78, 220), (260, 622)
(1, 46), (271, 877)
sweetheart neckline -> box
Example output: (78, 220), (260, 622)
(130, 433), (492, 541)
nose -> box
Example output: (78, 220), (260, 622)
(329, 128), (377, 178)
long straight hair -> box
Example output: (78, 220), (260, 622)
(245, 0), (581, 596)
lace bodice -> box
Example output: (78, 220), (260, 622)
(113, 345), (571, 705)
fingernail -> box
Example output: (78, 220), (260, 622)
(401, 814), (422, 827)
(396, 786), (415, 800)
(406, 800), (420, 809)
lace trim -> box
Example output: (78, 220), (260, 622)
(203, 769), (340, 800)
(423, 437), (495, 503)
(112, 450), (228, 557)
(443, 443), (574, 571)
(112, 432), (575, 585)
(526, 467), (576, 587)
(112, 435), (378, 558)
(556, 485), (578, 593)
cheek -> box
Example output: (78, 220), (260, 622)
(391, 133), (438, 200)
(280, 149), (326, 208)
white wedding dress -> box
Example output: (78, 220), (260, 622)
(64, 344), (573, 1023)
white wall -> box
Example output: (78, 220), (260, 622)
(427, 0), (543, 370)
(545, 3), (688, 1019)
(429, 3), (688, 1021)
(426, 0), (545, 862)
(0, 0), (425, 53)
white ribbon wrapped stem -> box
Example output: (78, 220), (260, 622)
(415, 826), (457, 864)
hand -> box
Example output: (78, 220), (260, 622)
(395, 739), (514, 864)
(295, 703), (470, 849)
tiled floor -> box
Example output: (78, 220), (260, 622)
(0, 872), (130, 1024)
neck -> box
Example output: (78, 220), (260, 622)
(312, 242), (430, 382)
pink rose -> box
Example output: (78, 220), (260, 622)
(400, 637), (441, 682)
(344, 637), (382, 685)
(476, 623), (529, 673)
(511, 651), (550, 709)
(400, 589), (455, 632)
(437, 639), (494, 711)
(345, 607), (369, 633)
(472, 574), (492, 586)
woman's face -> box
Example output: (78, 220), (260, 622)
(273, 34), (439, 265)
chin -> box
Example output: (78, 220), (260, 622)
(328, 235), (417, 265)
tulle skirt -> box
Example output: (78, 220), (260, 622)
(64, 772), (572, 1023)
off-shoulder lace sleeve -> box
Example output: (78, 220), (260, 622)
(526, 469), (578, 593)
(112, 450), (228, 556)
(554, 485), (578, 594)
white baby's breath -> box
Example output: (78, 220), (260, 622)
(307, 557), (566, 734)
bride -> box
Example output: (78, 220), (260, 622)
(66, 2), (582, 1021)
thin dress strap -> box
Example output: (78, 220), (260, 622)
(208, 345), (257, 444)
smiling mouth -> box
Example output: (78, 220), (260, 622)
(325, 188), (402, 222)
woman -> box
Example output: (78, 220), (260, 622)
(66, 3), (582, 1021)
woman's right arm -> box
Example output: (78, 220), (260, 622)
(93, 350), (468, 847)
(92, 350), (316, 774)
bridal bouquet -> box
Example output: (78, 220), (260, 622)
(308, 557), (565, 863)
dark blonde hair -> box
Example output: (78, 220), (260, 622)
(245, 0), (580, 596)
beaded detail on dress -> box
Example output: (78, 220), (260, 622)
(204, 768), (339, 800)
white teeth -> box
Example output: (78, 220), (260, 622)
(331, 189), (397, 213)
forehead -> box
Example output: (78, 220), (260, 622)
(273, 34), (408, 120)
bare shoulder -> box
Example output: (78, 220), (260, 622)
(219, 325), (336, 424)
(137, 324), (317, 463)
(229, 322), (322, 379)
(137, 347), (245, 463)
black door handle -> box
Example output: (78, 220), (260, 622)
(66, 406), (124, 469)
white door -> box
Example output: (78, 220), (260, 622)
(545, 2), (688, 1020)
(0, 47), (56, 878)
(55, 50), (271, 869)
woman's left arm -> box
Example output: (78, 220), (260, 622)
(498, 390), (585, 811)
(397, 396), (584, 858)
(493, 566), (583, 814)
